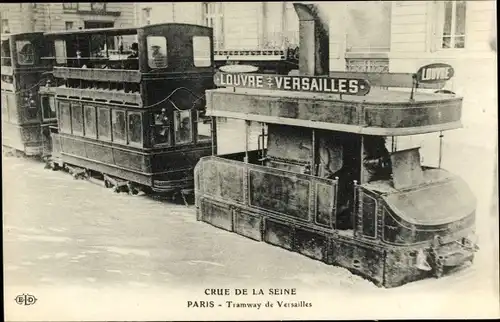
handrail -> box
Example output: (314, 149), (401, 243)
(53, 86), (142, 106)
(53, 66), (141, 83)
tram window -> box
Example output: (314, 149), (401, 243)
(97, 107), (111, 141)
(193, 36), (211, 67)
(196, 111), (211, 143)
(383, 207), (406, 244)
(54, 40), (67, 64)
(1, 93), (8, 121)
(1, 39), (11, 66)
(42, 96), (57, 120)
(153, 109), (170, 146)
(71, 103), (84, 136)
(361, 194), (377, 238)
(59, 102), (72, 134)
(112, 110), (126, 143)
(90, 34), (107, 59)
(84, 105), (97, 139)
(16, 40), (34, 65)
(174, 110), (192, 145)
(147, 36), (167, 69)
(127, 112), (142, 145)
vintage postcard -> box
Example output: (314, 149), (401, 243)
(2, 1), (498, 320)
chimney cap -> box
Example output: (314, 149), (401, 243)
(293, 3), (317, 21)
(293, 3), (329, 31)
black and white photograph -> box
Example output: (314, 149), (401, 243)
(2, 1), (498, 320)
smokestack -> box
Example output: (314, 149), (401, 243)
(293, 3), (330, 76)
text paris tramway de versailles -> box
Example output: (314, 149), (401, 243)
(186, 288), (312, 309)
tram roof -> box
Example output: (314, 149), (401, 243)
(1, 31), (44, 40)
(206, 87), (464, 136)
(43, 22), (211, 37)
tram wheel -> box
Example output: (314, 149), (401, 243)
(104, 179), (112, 188)
(127, 183), (139, 196)
(434, 258), (444, 278)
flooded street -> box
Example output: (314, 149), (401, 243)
(3, 119), (499, 320)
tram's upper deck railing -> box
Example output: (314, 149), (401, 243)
(206, 71), (463, 136)
(214, 49), (291, 61)
(52, 66), (141, 83)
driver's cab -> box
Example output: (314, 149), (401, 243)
(139, 23), (214, 150)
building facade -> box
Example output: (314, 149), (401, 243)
(0, 2), (135, 34)
(388, 0), (496, 146)
(134, 1), (391, 72)
(135, 2), (300, 50)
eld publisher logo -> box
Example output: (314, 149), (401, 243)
(15, 294), (37, 306)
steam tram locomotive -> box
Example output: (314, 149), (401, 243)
(42, 23), (216, 196)
(194, 3), (479, 287)
(1, 31), (55, 157)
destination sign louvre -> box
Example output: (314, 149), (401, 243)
(214, 72), (371, 96)
(416, 63), (455, 84)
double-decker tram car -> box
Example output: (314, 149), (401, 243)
(194, 3), (479, 287)
(1, 31), (54, 157)
(43, 23), (216, 197)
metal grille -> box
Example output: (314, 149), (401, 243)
(345, 59), (389, 73)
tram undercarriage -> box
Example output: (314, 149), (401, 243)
(45, 129), (211, 202)
(195, 149), (477, 287)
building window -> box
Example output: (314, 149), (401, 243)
(142, 7), (151, 25)
(65, 21), (74, 30)
(90, 2), (106, 13)
(438, 0), (467, 49)
(202, 2), (224, 49)
(63, 3), (78, 11)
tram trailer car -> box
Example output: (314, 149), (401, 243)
(194, 3), (479, 287)
(44, 23), (216, 195)
(1, 32), (55, 157)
